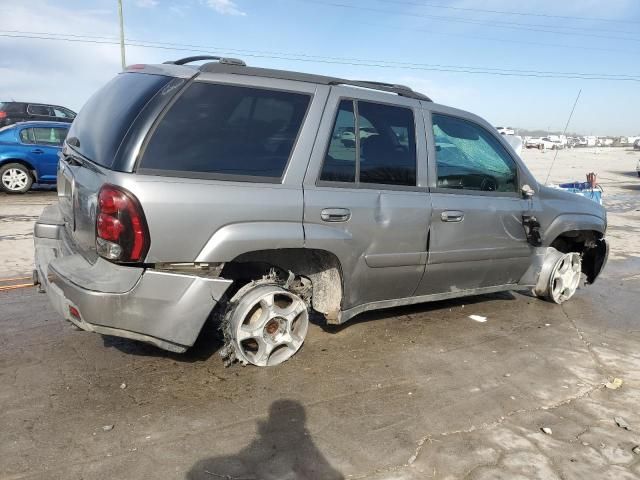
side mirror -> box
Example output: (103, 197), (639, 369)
(521, 184), (535, 198)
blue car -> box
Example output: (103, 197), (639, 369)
(0, 121), (70, 193)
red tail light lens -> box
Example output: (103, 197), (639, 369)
(0, 111), (6, 119)
(96, 185), (149, 262)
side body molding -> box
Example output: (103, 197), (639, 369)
(195, 222), (305, 263)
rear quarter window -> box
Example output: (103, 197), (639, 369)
(139, 82), (311, 181)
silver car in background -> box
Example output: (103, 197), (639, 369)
(34, 56), (608, 367)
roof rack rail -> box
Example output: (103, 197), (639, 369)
(329, 79), (431, 101)
(193, 58), (433, 102)
(164, 55), (246, 66)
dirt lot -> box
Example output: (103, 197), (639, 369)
(1, 148), (639, 479)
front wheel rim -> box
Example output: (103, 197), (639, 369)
(1, 168), (29, 191)
(550, 253), (582, 303)
(231, 286), (309, 366)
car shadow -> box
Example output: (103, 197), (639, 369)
(186, 399), (344, 480)
(314, 290), (518, 334)
(609, 170), (640, 179)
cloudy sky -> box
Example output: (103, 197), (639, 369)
(1, 0), (639, 135)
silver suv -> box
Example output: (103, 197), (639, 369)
(34, 56), (608, 367)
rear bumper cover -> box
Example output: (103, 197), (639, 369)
(34, 205), (232, 353)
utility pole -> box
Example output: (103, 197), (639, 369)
(118, 0), (126, 70)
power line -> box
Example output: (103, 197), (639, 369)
(357, 22), (636, 55)
(372, 0), (640, 25)
(294, 0), (640, 42)
(3, 25), (635, 59)
(1, 32), (639, 82)
(372, 0), (640, 35)
(3, 29), (639, 77)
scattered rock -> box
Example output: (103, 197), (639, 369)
(469, 315), (487, 323)
(102, 425), (114, 432)
(120, 383), (127, 390)
(632, 446), (640, 455)
(504, 373), (511, 377)
(541, 427), (553, 435)
(605, 378), (623, 390)
(615, 416), (631, 430)
(582, 442), (590, 447)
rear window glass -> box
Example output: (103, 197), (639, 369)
(0, 102), (25, 113)
(68, 73), (170, 168)
(139, 82), (311, 180)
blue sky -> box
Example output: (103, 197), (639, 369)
(1, 0), (639, 135)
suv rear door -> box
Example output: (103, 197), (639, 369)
(303, 87), (431, 311)
(414, 105), (533, 295)
(28, 126), (68, 182)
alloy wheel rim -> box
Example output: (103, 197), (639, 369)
(1, 168), (29, 191)
(549, 252), (582, 303)
(232, 287), (309, 366)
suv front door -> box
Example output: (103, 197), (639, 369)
(415, 107), (533, 296)
(303, 87), (431, 314)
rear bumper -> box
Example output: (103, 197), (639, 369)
(34, 205), (232, 353)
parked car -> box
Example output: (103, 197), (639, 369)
(33, 56), (608, 367)
(0, 102), (76, 128)
(0, 121), (69, 193)
(525, 137), (542, 149)
(539, 137), (564, 150)
(634, 138), (640, 151)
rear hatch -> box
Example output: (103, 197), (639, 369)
(57, 71), (179, 261)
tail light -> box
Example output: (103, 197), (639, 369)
(96, 185), (149, 263)
(0, 111), (6, 119)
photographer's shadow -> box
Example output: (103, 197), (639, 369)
(186, 399), (343, 480)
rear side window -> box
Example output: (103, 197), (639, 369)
(27, 105), (52, 116)
(32, 127), (68, 146)
(140, 82), (311, 180)
(321, 100), (356, 183)
(320, 100), (417, 187)
(19, 128), (33, 143)
(68, 73), (171, 167)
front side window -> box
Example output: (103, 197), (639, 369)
(320, 100), (417, 187)
(53, 107), (75, 119)
(140, 82), (311, 180)
(32, 127), (68, 146)
(432, 113), (518, 193)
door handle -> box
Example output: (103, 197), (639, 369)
(321, 208), (351, 222)
(440, 210), (464, 222)
(30, 149), (44, 154)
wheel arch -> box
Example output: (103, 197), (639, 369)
(548, 229), (608, 284)
(221, 248), (344, 323)
(0, 158), (38, 181)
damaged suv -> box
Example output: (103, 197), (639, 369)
(34, 56), (608, 367)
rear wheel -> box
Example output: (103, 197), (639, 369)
(0, 163), (33, 194)
(221, 283), (309, 367)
